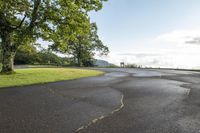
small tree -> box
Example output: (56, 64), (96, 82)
(0, 0), (107, 73)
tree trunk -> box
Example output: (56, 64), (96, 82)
(77, 45), (82, 67)
(77, 56), (81, 67)
(1, 33), (17, 73)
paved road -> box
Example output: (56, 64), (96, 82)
(0, 68), (200, 133)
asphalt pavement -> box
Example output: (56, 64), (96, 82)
(0, 68), (200, 133)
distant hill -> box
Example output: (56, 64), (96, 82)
(94, 59), (114, 67)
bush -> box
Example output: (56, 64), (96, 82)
(126, 64), (142, 68)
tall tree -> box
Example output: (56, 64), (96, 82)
(0, 0), (107, 73)
(66, 23), (109, 66)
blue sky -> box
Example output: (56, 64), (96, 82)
(90, 0), (200, 68)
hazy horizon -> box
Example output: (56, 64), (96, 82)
(90, 0), (200, 69)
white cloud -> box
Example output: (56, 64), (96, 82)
(98, 28), (200, 69)
(154, 28), (200, 46)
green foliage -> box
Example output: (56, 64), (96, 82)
(0, 0), (107, 50)
(15, 44), (38, 64)
(14, 46), (69, 66)
(0, 0), (108, 72)
(126, 64), (142, 68)
(37, 50), (63, 65)
(66, 23), (109, 67)
(105, 64), (119, 68)
(0, 40), (1, 64)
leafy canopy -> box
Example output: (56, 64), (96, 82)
(0, 0), (107, 50)
(66, 23), (109, 66)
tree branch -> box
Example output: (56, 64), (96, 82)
(12, 14), (27, 30)
(28, 0), (41, 30)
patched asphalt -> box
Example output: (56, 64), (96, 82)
(0, 68), (200, 133)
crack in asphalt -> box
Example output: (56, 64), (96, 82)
(43, 81), (126, 133)
(45, 83), (125, 133)
(44, 74), (192, 133)
(75, 94), (124, 133)
(1, 69), (200, 133)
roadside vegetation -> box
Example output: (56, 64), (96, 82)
(125, 64), (143, 68)
(0, 0), (108, 73)
(0, 1), (109, 88)
(0, 68), (103, 88)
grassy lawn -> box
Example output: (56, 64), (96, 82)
(27, 65), (61, 68)
(0, 68), (104, 88)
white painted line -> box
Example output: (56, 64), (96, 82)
(186, 88), (191, 96)
(111, 95), (124, 114)
(75, 94), (124, 132)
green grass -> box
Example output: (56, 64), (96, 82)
(0, 68), (104, 88)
